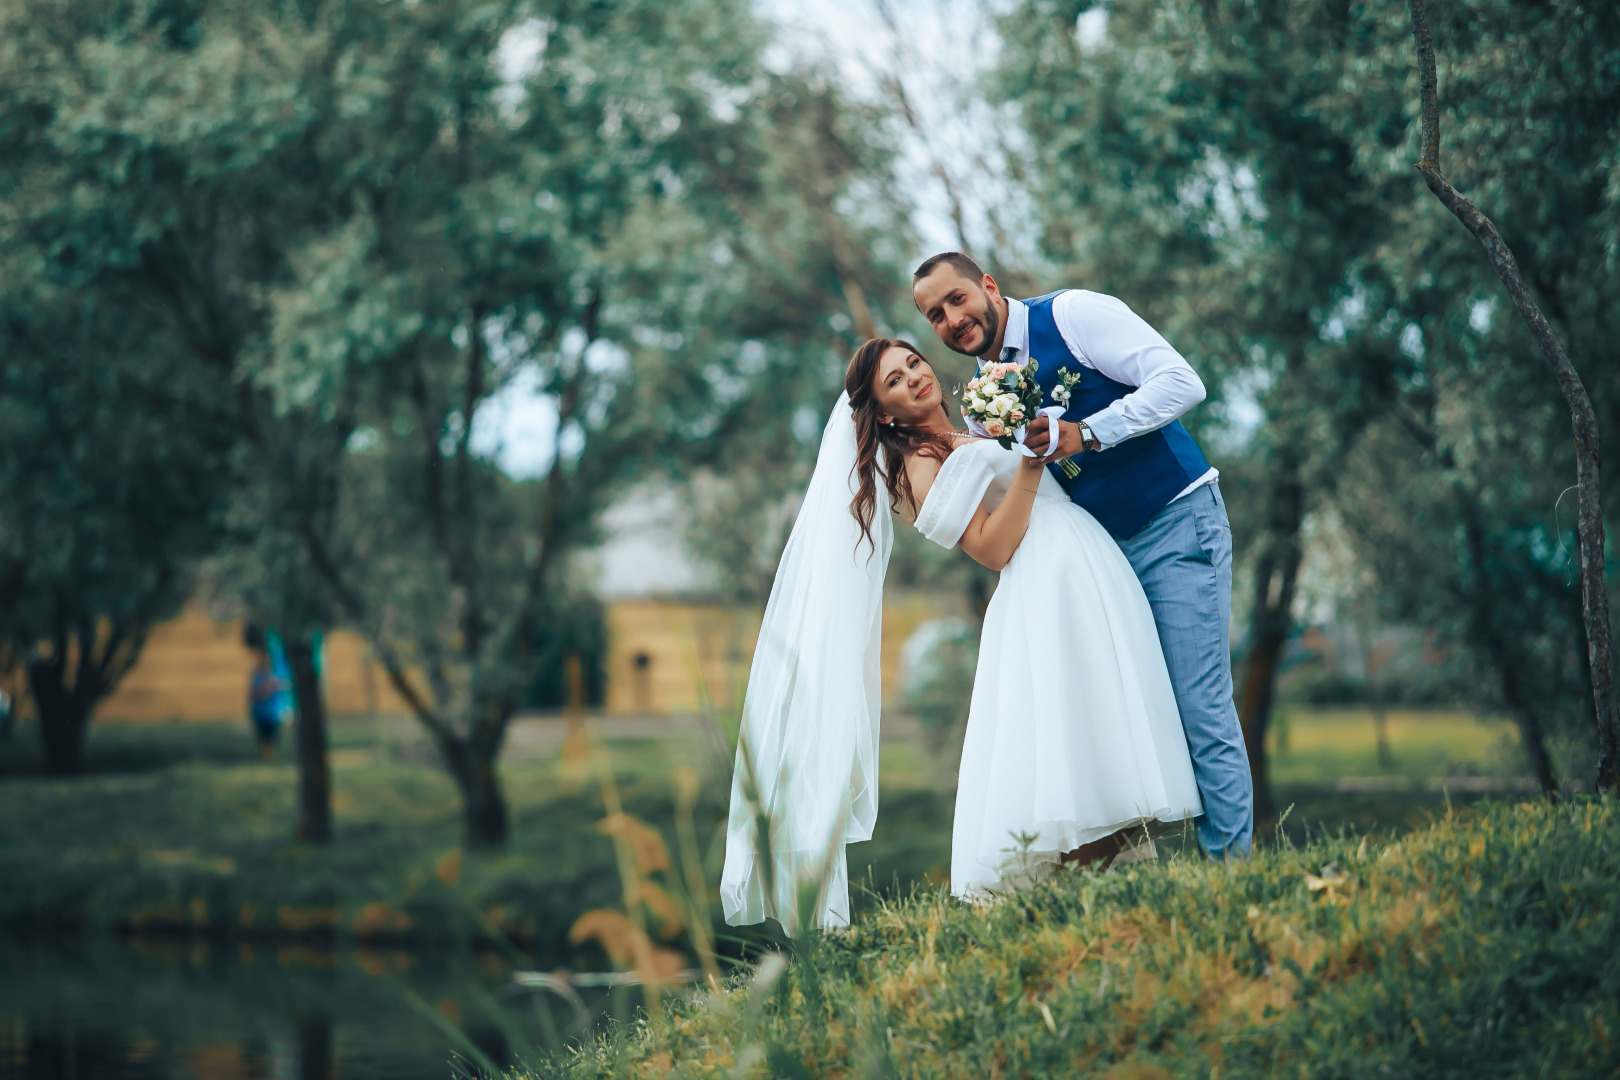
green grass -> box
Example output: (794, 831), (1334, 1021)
(521, 799), (1620, 1078)
(1267, 706), (1524, 784)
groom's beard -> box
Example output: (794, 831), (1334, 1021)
(944, 299), (1000, 359)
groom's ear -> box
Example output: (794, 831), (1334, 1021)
(981, 274), (1002, 301)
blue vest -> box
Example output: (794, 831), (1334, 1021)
(1022, 292), (1212, 540)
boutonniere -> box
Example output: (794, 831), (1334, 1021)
(1050, 367), (1082, 407)
(1050, 367), (1084, 481)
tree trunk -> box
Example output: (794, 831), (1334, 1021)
(1408, 0), (1619, 791)
(1356, 616), (1395, 770)
(447, 740), (509, 848)
(285, 636), (332, 844)
(28, 634), (101, 776)
(296, 1014), (333, 1080)
(1236, 458), (1306, 825)
(1459, 510), (1559, 797)
(30, 668), (92, 776)
(1372, 703), (1394, 771)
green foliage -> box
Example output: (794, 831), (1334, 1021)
(523, 799), (1620, 1077)
(992, 0), (1620, 794)
(1325, 0), (1620, 781)
(0, 298), (237, 772)
(523, 589), (608, 709)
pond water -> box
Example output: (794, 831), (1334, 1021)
(0, 935), (639, 1080)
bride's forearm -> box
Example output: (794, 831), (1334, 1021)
(959, 475), (1040, 571)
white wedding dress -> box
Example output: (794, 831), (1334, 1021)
(915, 437), (1202, 898)
(720, 396), (1200, 932)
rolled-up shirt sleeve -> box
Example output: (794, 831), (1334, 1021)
(1052, 290), (1206, 449)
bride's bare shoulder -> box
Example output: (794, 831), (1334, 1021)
(901, 438), (967, 515)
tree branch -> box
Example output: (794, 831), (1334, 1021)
(291, 513), (453, 744)
(411, 361), (452, 565)
(453, 301), (489, 656)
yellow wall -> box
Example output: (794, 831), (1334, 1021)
(6, 591), (968, 723)
(603, 601), (760, 716)
(79, 608), (408, 722)
(602, 591), (967, 715)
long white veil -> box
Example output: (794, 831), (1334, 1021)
(720, 391), (891, 933)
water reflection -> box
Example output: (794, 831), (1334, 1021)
(0, 936), (635, 1080)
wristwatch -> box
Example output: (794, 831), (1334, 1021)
(1077, 421), (1100, 454)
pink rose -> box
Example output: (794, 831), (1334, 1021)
(983, 419), (1006, 438)
(1009, 410), (1024, 423)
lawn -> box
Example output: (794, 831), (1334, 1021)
(1266, 706), (1525, 784)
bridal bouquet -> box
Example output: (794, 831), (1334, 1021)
(958, 359), (1046, 450)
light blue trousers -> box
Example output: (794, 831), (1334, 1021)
(1115, 482), (1254, 857)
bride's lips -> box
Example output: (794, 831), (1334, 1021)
(914, 382), (934, 403)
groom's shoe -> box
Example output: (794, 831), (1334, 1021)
(1106, 833), (1158, 873)
(1059, 832), (1123, 871)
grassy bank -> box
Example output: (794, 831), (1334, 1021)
(529, 799), (1619, 1078)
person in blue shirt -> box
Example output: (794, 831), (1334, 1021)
(244, 625), (291, 760)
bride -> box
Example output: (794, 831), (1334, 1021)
(721, 338), (1202, 932)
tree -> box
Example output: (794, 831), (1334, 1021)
(1302, 0), (1620, 790)
(0, 0), (904, 843)
(0, 304), (235, 773)
(1403, 0), (1617, 790)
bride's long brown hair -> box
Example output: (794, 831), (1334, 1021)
(845, 337), (956, 552)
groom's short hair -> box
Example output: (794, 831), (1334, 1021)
(913, 251), (986, 285)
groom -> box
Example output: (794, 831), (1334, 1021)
(913, 252), (1255, 858)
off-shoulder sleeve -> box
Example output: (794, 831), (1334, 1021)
(914, 446), (995, 549)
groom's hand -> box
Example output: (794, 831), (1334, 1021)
(1024, 417), (1084, 459)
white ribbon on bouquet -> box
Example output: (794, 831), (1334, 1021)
(970, 405), (1067, 459)
(1014, 406), (1068, 459)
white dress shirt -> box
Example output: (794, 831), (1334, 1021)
(993, 292), (1218, 502)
